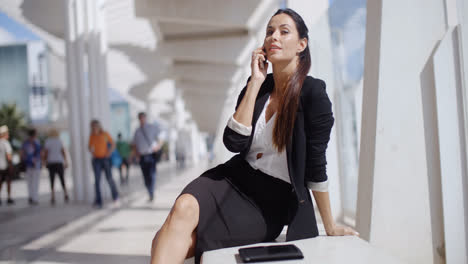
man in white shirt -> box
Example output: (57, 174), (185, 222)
(132, 112), (161, 201)
(0, 125), (14, 205)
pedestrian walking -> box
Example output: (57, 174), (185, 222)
(116, 132), (131, 185)
(88, 120), (119, 208)
(43, 128), (70, 204)
(0, 125), (14, 205)
(132, 112), (161, 201)
(21, 128), (41, 205)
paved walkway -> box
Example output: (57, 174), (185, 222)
(0, 161), (210, 264)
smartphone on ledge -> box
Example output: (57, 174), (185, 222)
(238, 244), (304, 262)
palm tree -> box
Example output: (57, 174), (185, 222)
(0, 103), (27, 149)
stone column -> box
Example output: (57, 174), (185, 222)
(65, 0), (92, 202)
(356, 0), (453, 263)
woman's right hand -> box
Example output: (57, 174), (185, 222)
(250, 47), (268, 84)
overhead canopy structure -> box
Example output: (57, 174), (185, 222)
(0, 0), (278, 133)
(132, 0), (278, 132)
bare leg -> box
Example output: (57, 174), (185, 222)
(151, 194), (199, 264)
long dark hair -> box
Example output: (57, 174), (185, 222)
(272, 8), (311, 152)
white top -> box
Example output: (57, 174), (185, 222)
(0, 138), (12, 170)
(227, 96), (329, 192)
(229, 96), (290, 183)
(133, 123), (159, 155)
(44, 137), (65, 164)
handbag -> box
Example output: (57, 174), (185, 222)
(141, 125), (161, 163)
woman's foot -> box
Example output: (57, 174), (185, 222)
(64, 194), (69, 203)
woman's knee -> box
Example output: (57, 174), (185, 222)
(172, 194), (199, 223)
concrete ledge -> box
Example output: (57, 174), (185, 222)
(201, 236), (406, 264)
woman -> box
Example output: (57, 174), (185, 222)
(151, 8), (358, 264)
(88, 120), (119, 208)
(43, 129), (69, 204)
(21, 128), (41, 205)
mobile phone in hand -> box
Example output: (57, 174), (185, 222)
(260, 46), (268, 70)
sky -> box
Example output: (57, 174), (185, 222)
(0, 11), (39, 44)
(328, 0), (367, 82)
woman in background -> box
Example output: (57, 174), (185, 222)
(43, 128), (69, 204)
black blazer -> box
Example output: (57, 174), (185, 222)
(223, 73), (334, 241)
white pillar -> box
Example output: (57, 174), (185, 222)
(456, 0), (468, 260)
(85, 0), (110, 129)
(448, 2), (468, 259)
(76, 0), (93, 203)
(190, 123), (200, 164)
(65, 0), (83, 201)
(356, 0), (450, 263)
(169, 94), (183, 165)
(96, 0), (111, 129)
(431, 25), (467, 264)
(168, 128), (177, 164)
(65, 0), (92, 202)
(85, 0), (101, 121)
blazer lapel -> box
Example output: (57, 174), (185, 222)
(252, 92), (270, 126)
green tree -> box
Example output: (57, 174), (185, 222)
(0, 103), (27, 149)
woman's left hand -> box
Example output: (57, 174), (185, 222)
(326, 224), (359, 236)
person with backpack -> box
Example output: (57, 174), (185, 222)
(116, 132), (131, 185)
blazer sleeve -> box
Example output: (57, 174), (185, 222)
(302, 78), (334, 188)
(223, 77), (252, 153)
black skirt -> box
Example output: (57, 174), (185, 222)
(180, 155), (293, 263)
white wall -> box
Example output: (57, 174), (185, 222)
(356, 0), (466, 263)
(432, 26), (467, 264)
(453, 1), (468, 260)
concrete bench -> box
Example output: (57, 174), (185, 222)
(200, 236), (406, 264)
